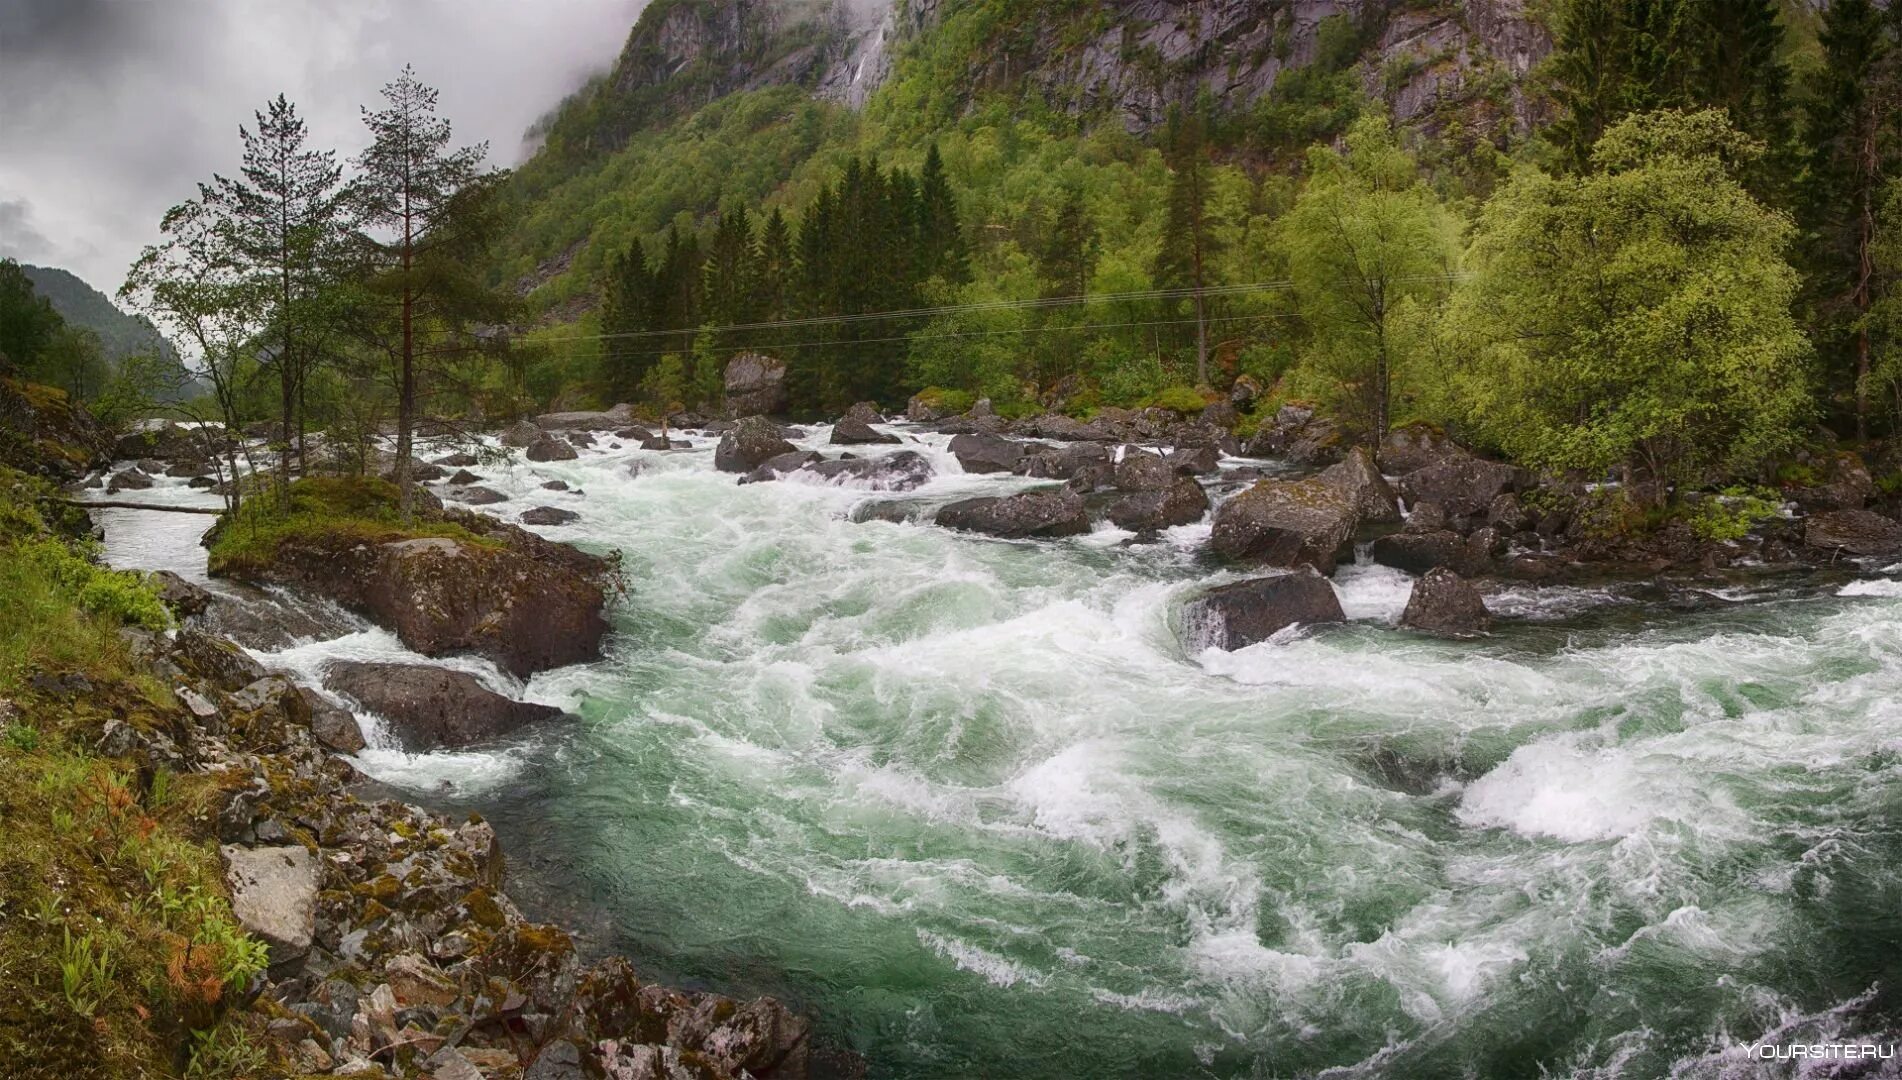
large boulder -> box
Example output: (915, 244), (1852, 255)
(1400, 568), (1492, 637)
(723, 353), (788, 417)
(937, 488), (1090, 538)
(107, 467), (155, 493)
(222, 844), (320, 969)
(1397, 457), (1528, 518)
(150, 570), (212, 617)
(449, 485), (508, 506)
(498, 420), (542, 448)
(225, 534), (610, 677)
(948, 432), (1027, 474)
(1785, 451), (1876, 512)
(520, 506), (580, 525)
(323, 661), (562, 751)
(1113, 448), (1174, 492)
(1369, 529), (1488, 576)
(830, 417), (901, 445)
(1379, 423), (1471, 475)
(1316, 447), (1401, 525)
(1806, 509), (1902, 557)
(843, 401), (883, 425)
(176, 626), (268, 691)
(1182, 569), (1345, 651)
(524, 434), (579, 462)
(1108, 477), (1210, 531)
(113, 421), (213, 463)
(1020, 442), (1113, 486)
(299, 688), (366, 753)
(715, 416), (797, 474)
(1209, 476), (1358, 572)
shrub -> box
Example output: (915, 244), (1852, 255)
(912, 386), (975, 414)
(1684, 486), (1783, 542)
(1147, 384), (1210, 415)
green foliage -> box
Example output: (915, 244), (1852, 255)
(1440, 110), (1814, 485)
(1683, 486), (1783, 542)
(1279, 113), (1461, 443)
(205, 476), (496, 575)
(59, 927), (114, 1017)
(1147, 385), (1210, 414)
(910, 386), (976, 414)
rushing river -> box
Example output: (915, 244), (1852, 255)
(94, 427), (1902, 1078)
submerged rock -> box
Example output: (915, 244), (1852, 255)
(323, 661), (562, 750)
(936, 487), (1090, 538)
(716, 415), (797, 473)
(798, 450), (935, 491)
(1183, 568), (1346, 651)
(740, 449), (825, 484)
(1400, 568), (1492, 637)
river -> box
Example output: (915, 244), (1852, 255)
(92, 426), (1902, 1078)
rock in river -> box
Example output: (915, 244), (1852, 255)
(520, 505), (580, 525)
(1183, 568), (1346, 650)
(949, 432), (1027, 474)
(1108, 477), (1209, 531)
(716, 416), (797, 473)
(1209, 475), (1358, 572)
(937, 487), (1090, 538)
(323, 661), (563, 751)
(1806, 508), (1902, 557)
(1400, 568), (1492, 637)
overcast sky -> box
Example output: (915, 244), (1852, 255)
(0, 0), (643, 296)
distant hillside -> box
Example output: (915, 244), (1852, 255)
(19, 263), (178, 366)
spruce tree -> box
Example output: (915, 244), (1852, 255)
(918, 143), (968, 284)
(350, 65), (501, 511)
(600, 236), (653, 402)
(1155, 101), (1219, 386)
(207, 93), (345, 493)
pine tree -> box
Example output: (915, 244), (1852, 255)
(1038, 188), (1098, 300)
(917, 143), (968, 284)
(752, 207), (794, 335)
(207, 93), (345, 492)
(350, 65), (502, 511)
(701, 206), (756, 356)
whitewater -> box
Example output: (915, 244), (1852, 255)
(91, 426), (1902, 1078)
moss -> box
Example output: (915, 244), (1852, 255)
(911, 386), (975, 414)
(1146, 384), (1212, 415)
(206, 476), (500, 577)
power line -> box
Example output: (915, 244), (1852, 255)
(519, 272), (1472, 347)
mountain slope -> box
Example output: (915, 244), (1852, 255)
(18, 263), (178, 366)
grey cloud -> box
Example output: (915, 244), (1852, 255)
(0, 198), (53, 261)
(0, 0), (642, 294)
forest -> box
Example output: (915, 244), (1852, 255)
(5, 0), (1902, 501)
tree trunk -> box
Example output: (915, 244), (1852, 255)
(1856, 118), (1878, 442)
(396, 195), (416, 516)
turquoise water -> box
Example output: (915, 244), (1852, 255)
(104, 430), (1902, 1077)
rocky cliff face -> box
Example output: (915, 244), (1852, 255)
(584, 0), (1549, 148)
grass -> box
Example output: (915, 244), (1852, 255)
(206, 475), (499, 576)
(0, 465), (271, 1078)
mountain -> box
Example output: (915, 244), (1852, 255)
(500, 0), (1552, 319)
(18, 263), (179, 367)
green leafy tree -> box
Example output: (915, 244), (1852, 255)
(1441, 110), (1813, 491)
(1279, 113), (1459, 448)
(349, 65), (506, 511)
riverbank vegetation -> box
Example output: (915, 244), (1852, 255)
(0, 469), (271, 1079)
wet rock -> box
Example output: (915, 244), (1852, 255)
(187, 476), (217, 489)
(1167, 443), (1221, 475)
(499, 420), (542, 448)
(535, 405), (634, 431)
(1806, 509), (1902, 557)
(176, 626), (268, 691)
(740, 449), (826, 484)
(150, 570), (211, 616)
(1400, 568), (1492, 637)
(1379, 423), (1471, 474)
(449, 485), (508, 506)
(107, 467), (155, 493)
(521, 506), (581, 526)
(1183, 568), (1346, 651)
(949, 432), (1027, 474)
(724, 353), (788, 417)
(1369, 529), (1486, 576)
(114, 422), (215, 462)
(526, 434), (580, 462)
(1397, 457), (1528, 518)
(716, 416), (797, 473)
(843, 400), (884, 424)
(1316, 447), (1401, 525)
(323, 661), (563, 751)
(830, 416), (901, 445)
(798, 450), (935, 491)
(541, 479), (570, 491)
(299, 688), (365, 753)
(222, 844), (319, 969)
(1020, 442), (1112, 484)
(1114, 448), (1174, 492)
(1488, 492), (1529, 533)
(1209, 476), (1357, 572)
(436, 451), (480, 467)
(163, 460), (214, 478)
(1201, 399), (1240, 429)
(229, 675), (309, 727)
(1786, 451), (1876, 512)
(615, 425), (655, 441)
(1108, 477), (1209, 531)
(446, 468), (481, 486)
(937, 488), (1090, 539)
